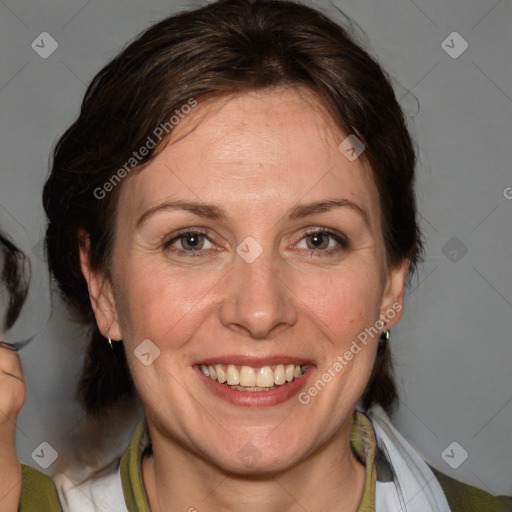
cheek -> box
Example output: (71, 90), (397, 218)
(298, 267), (383, 339)
(292, 271), (383, 417)
(113, 255), (221, 349)
(297, 266), (383, 395)
(115, 255), (384, 348)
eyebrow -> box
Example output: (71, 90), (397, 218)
(136, 200), (226, 228)
(136, 198), (369, 228)
(288, 199), (369, 227)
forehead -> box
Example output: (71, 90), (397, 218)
(119, 87), (380, 228)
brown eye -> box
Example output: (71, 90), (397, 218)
(295, 228), (349, 255)
(179, 233), (205, 250)
(163, 230), (214, 254)
(305, 232), (330, 250)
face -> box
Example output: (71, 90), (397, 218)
(82, 87), (408, 474)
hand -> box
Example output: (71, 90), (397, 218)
(0, 342), (26, 512)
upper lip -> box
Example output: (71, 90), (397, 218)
(196, 355), (315, 367)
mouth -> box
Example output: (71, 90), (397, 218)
(199, 363), (306, 390)
(195, 359), (313, 407)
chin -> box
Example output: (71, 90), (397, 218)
(203, 431), (310, 476)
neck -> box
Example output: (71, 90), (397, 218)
(142, 416), (367, 512)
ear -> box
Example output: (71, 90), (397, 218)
(379, 259), (410, 329)
(78, 231), (122, 340)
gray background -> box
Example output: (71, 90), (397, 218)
(1, 0), (511, 497)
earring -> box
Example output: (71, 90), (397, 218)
(378, 328), (390, 351)
(106, 326), (113, 350)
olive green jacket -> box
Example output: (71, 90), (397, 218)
(19, 416), (512, 511)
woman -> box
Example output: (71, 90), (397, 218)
(1, 0), (510, 510)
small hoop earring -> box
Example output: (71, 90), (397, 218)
(106, 326), (113, 350)
(378, 329), (390, 351)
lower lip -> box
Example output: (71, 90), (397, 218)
(196, 366), (314, 407)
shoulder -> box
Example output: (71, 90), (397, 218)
(430, 466), (512, 512)
(19, 463), (62, 512)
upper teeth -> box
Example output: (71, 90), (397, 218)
(200, 364), (305, 388)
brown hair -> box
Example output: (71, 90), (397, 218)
(1, 232), (30, 332)
(43, 0), (422, 416)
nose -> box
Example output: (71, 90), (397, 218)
(218, 251), (298, 339)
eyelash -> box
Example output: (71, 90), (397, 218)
(298, 227), (349, 256)
(162, 227), (349, 258)
(162, 228), (215, 258)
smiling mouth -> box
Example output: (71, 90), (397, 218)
(198, 363), (307, 391)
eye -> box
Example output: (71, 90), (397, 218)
(163, 229), (215, 256)
(295, 228), (348, 255)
